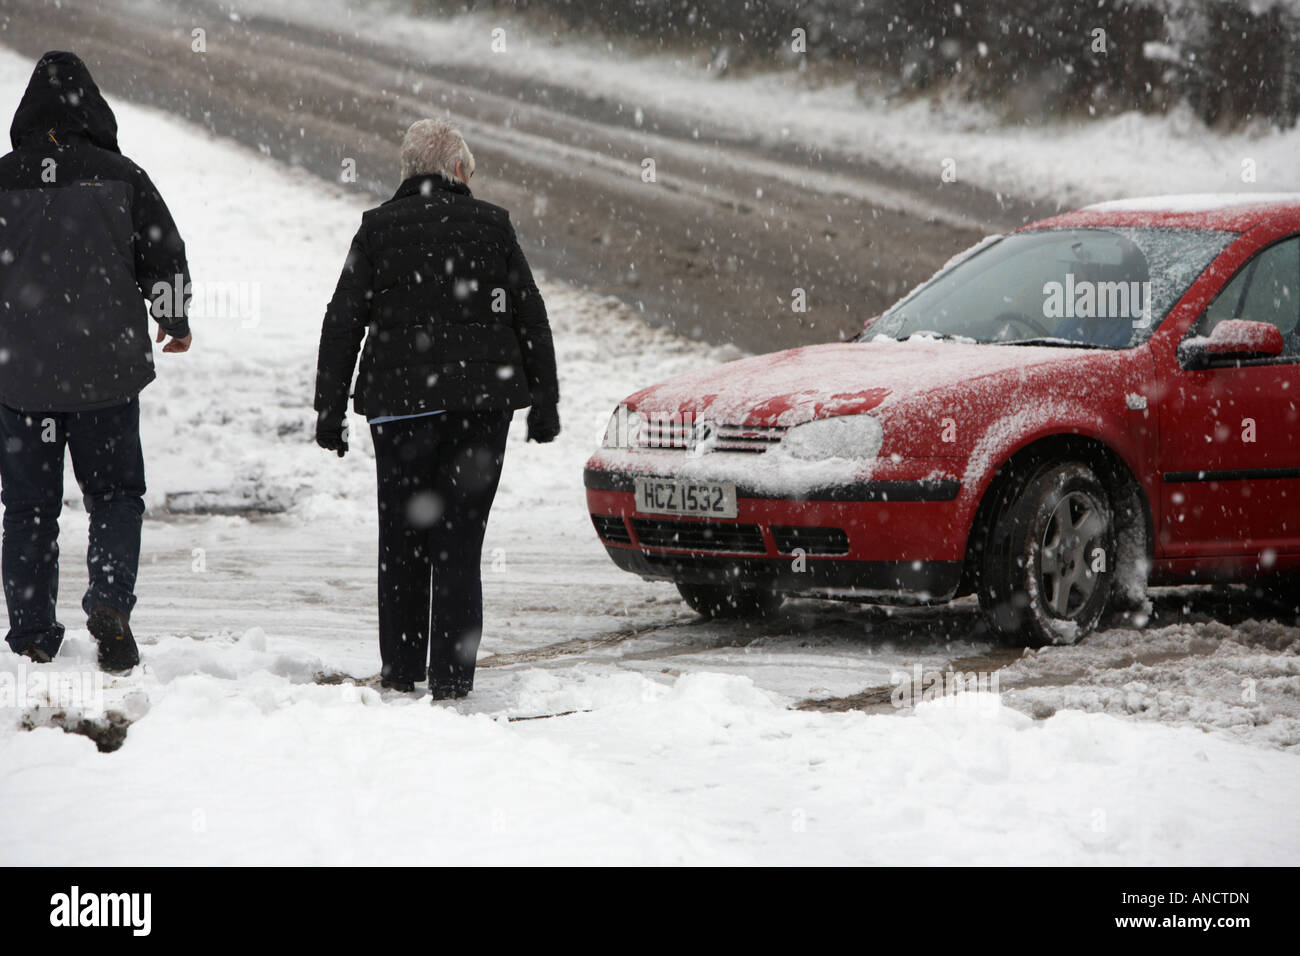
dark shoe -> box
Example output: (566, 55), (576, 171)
(428, 684), (470, 701)
(11, 629), (62, 663)
(20, 643), (53, 664)
(380, 677), (416, 693)
(87, 606), (140, 673)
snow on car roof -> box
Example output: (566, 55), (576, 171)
(1085, 193), (1300, 213)
(1026, 193), (1300, 233)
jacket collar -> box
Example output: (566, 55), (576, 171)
(391, 174), (472, 202)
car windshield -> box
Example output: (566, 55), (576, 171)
(864, 227), (1235, 348)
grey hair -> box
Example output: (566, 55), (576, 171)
(400, 118), (475, 182)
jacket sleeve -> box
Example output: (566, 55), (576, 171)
(130, 163), (191, 339)
(505, 223), (559, 406)
(314, 225), (373, 424)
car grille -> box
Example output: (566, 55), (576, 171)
(631, 518), (766, 554)
(771, 526), (851, 556)
(637, 420), (787, 454)
(591, 514), (633, 545)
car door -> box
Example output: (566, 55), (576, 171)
(1158, 234), (1300, 561)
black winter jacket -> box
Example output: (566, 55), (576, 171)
(0, 51), (191, 412)
(314, 175), (558, 421)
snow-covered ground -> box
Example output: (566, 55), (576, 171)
(0, 45), (1297, 865)
(225, 0), (1300, 206)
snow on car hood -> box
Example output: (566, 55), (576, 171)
(625, 338), (1085, 427)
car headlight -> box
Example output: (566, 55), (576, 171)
(601, 405), (644, 449)
(781, 414), (883, 461)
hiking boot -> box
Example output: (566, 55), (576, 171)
(87, 606), (140, 673)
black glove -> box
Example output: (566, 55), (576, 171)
(526, 402), (561, 444)
(315, 415), (348, 458)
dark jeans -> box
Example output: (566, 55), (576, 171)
(371, 411), (510, 691)
(0, 400), (146, 659)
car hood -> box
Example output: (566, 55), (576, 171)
(625, 339), (1094, 427)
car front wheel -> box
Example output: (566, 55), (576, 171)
(675, 581), (784, 619)
(980, 461), (1115, 646)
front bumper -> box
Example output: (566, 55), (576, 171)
(584, 461), (968, 601)
(601, 547), (963, 600)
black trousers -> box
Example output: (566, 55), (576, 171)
(0, 399), (146, 659)
(371, 411), (510, 691)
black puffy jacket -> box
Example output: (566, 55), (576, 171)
(0, 51), (190, 413)
(314, 174), (558, 421)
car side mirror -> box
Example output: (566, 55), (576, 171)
(1177, 319), (1285, 369)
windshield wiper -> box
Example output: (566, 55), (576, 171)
(905, 330), (977, 343)
(993, 337), (1116, 349)
(855, 329), (979, 344)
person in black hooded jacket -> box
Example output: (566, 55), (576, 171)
(0, 51), (192, 670)
(314, 117), (559, 700)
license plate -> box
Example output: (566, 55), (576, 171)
(634, 477), (737, 518)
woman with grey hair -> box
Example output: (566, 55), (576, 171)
(314, 118), (560, 700)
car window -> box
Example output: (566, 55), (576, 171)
(1199, 265), (1251, 330)
(1195, 236), (1300, 357)
(869, 227), (1233, 348)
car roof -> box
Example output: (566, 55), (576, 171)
(1023, 193), (1300, 233)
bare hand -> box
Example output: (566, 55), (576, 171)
(156, 326), (192, 353)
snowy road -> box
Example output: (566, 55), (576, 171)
(0, 41), (1296, 865)
(0, 0), (1042, 353)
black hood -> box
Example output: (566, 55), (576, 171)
(10, 51), (119, 153)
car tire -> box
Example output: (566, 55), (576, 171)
(980, 461), (1115, 646)
(675, 581), (784, 619)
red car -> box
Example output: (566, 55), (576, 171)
(584, 195), (1300, 645)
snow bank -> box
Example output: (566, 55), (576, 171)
(1001, 617), (1300, 751)
(4, 627), (1297, 864)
